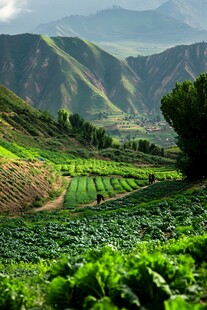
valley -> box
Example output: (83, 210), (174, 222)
(0, 83), (207, 309)
(0, 2), (207, 308)
(91, 111), (176, 148)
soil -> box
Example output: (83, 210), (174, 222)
(0, 159), (65, 215)
(33, 177), (71, 212)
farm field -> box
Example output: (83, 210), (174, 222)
(0, 143), (206, 310)
(57, 158), (181, 179)
(0, 177), (207, 309)
(64, 176), (147, 209)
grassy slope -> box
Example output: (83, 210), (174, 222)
(52, 37), (144, 113)
(0, 34), (145, 118)
(0, 83), (86, 150)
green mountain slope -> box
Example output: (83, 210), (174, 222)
(1, 35), (207, 118)
(0, 83), (86, 151)
(126, 42), (207, 113)
(0, 34), (145, 118)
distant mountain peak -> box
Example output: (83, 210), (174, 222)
(157, 0), (207, 30)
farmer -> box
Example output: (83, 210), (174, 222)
(97, 194), (105, 204)
(148, 174), (153, 185)
(151, 174), (155, 183)
(149, 174), (155, 184)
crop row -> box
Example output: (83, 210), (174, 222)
(64, 176), (147, 209)
(58, 158), (181, 179)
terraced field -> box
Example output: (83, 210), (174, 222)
(0, 159), (64, 214)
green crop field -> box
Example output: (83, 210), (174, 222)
(64, 176), (146, 209)
(0, 180), (207, 309)
(57, 158), (181, 179)
(0, 131), (205, 310)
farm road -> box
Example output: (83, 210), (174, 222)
(34, 177), (145, 212)
(33, 176), (71, 212)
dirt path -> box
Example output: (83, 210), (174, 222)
(33, 177), (71, 212)
(34, 189), (135, 212)
(78, 189), (142, 209)
(34, 183), (148, 213)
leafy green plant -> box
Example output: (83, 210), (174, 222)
(164, 297), (201, 310)
(0, 274), (31, 310)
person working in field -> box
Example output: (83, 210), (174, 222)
(97, 194), (105, 204)
(151, 174), (155, 183)
(149, 174), (155, 184)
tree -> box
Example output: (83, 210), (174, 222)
(83, 121), (94, 144)
(69, 113), (84, 131)
(138, 139), (150, 154)
(58, 109), (69, 127)
(160, 73), (207, 179)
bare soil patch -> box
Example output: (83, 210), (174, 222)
(0, 159), (65, 215)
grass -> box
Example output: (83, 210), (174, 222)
(0, 145), (19, 158)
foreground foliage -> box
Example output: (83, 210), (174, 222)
(0, 236), (207, 309)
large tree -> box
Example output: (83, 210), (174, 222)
(160, 73), (207, 180)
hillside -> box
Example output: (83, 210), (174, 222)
(157, 0), (207, 31)
(0, 84), (88, 152)
(0, 84), (85, 213)
(0, 158), (65, 215)
(126, 42), (207, 113)
(1, 35), (207, 119)
(0, 34), (145, 118)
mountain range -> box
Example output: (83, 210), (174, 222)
(1, 34), (207, 119)
(34, 7), (207, 47)
(0, 33), (144, 118)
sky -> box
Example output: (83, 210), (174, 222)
(0, 0), (167, 33)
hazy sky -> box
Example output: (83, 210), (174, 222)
(0, 0), (167, 32)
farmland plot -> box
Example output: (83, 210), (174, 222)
(0, 181), (206, 264)
(0, 180), (207, 309)
(58, 158), (181, 179)
(64, 176), (144, 209)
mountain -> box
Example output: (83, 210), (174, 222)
(126, 42), (207, 113)
(157, 0), (207, 31)
(0, 1), (167, 35)
(1, 34), (207, 118)
(0, 33), (145, 118)
(34, 7), (207, 44)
